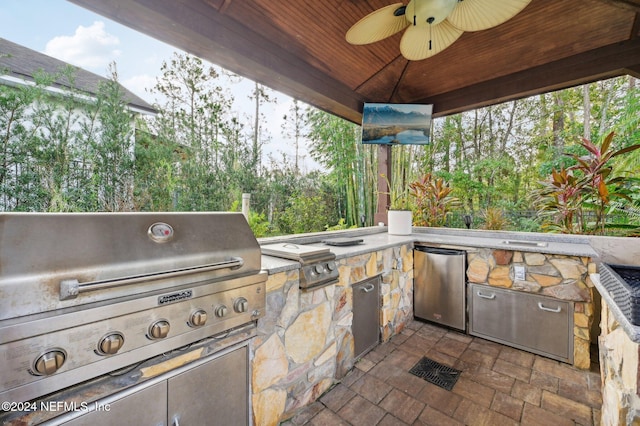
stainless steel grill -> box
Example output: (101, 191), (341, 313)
(0, 213), (266, 407)
(260, 242), (338, 289)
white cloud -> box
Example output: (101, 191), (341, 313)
(44, 21), (121, 70)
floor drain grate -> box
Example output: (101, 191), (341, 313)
(409, 357), (461, 391)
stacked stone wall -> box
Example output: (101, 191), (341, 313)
(251, 244), (413, 425)
(599, 302), (640, 425)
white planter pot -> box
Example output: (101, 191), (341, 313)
(387, 210), (412, 235)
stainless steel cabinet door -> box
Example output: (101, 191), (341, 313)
(168, 347), (248, 426)
(61, 382), (167, 426)
(352, 277), (380, 359)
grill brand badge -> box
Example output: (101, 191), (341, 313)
(158, 290), (193, 305)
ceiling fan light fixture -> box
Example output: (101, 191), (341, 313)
(406, 0), (458, 26)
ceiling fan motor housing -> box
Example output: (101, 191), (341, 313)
(406, 0), (459, 26)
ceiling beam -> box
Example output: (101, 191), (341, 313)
(421, 38), (640, 118)
(625, 65), (640, 77)
(68, 0), (639, 124)
(598, 0), (640, 12)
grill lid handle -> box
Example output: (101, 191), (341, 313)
(59, 257), (244, 300)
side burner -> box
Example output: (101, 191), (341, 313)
(261, 242), (339, 289)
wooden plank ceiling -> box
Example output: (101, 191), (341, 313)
(68, 0), (640, 124)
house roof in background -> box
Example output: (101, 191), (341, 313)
(0, 37), (156, 114)
(67, 0), (640, 124)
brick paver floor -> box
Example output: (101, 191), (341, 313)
(283, 320), (602, 425)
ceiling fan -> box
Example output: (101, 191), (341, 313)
(346, 0), (532, 61)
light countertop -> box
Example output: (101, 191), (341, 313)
(260, 227), (598, 274)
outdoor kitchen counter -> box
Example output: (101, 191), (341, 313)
(255, 228), (606, 423)
(260, 227), (598, 274)
(411, 227), (598, 258)
(256, 228), (640, 424)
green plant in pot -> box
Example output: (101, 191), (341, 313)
(380, 173), (412, 235)
(379, 173), (409, 209)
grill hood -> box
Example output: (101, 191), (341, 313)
(0, 212), (262, 321)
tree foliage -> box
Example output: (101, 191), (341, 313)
(533, 132), (640, 234)
(306, 109), (376, 227)
(1, 51), (637, 237)
(0, 64), (133, 211)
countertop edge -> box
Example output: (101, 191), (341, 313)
(260, 229), (598, 274)
(591, 273), (640, 343)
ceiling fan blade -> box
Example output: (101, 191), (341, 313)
(447, 0), (532, 32)
(400, 20), (463, 61)
(346, 3), (410, 45)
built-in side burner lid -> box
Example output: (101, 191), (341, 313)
(261, 242), (330, 261)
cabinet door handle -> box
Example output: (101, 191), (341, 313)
(173, 415), (180, 426)
(538, 302), (561, 313)
(360, 283), (375, 293)
(476, 291), (496, 300)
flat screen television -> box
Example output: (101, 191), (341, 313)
(361, 103), (433, 145)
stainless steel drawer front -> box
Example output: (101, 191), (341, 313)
(468, 284), (573, 363)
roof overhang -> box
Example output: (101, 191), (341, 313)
(68, 0), (640, 123)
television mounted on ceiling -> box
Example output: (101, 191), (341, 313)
(361, 103), (433, 145)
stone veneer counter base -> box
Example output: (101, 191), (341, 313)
(254, 228), (602, 425)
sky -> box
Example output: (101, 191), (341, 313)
(0, 0), (317, 171)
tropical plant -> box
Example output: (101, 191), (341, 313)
(229, 200), (272, 237)
(480, 207), (511, 230)
(409, 173), (459, 227)
(533, 131), (640, 234)
(533, 167), (584, 233)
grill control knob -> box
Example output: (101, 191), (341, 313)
(215, 305), (229, 318)
(326, 262), (336, 272)
(148, 320), (170, 339)
(33, 349), (66, 376)
(314, 264), (325, 274)
(189, 309), (208, 327)
(97, 332), (125, 355)
(234, 297), (249, 313)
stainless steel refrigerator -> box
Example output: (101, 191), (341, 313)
(414, 246), (467, 331)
